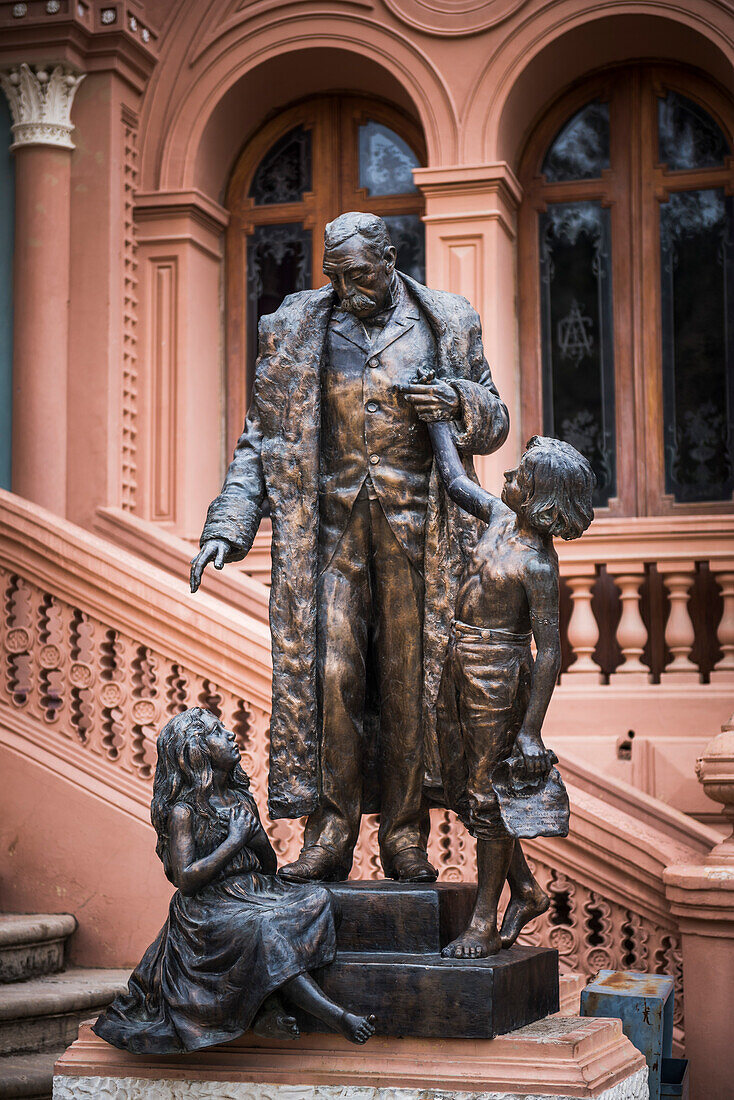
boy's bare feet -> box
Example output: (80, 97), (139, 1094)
(500, 885), (550, 948)
(338, 1012), (377, 1044)
(441, 920), (501, 958)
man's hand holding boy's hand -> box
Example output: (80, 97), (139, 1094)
(508, 727), (557, 784)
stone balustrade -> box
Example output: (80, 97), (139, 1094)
(556, 514), (734, 685)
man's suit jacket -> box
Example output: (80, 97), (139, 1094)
(319, 280), (436, 571)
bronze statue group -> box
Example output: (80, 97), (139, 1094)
(94, 213), (595, 1055)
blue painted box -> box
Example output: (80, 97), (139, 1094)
(580, 970), (675, 1100)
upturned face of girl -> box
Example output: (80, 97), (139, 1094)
(202, 717), (241, 771)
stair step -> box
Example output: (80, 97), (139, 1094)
(0, 1050), (60, 1099)
(0, 916), (77, 985)
(0, 969), (129, 1056)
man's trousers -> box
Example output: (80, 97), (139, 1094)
(303, 483), (429, 871)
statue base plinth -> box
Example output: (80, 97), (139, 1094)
(53, 1018), (648, 1099)
(313, 881), (556, 1038)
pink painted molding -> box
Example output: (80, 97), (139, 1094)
(556, 513), (734, 569)
(57, 1018), (646, 1097)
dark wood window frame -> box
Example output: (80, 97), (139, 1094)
(518, 64), (734, 517)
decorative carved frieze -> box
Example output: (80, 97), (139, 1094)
(0, 62), (84, 150)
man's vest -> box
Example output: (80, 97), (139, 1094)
(319, 281), (437, 570)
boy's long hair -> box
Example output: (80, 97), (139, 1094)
(150, 707), (250, 882)
(517, 436), (595, 541)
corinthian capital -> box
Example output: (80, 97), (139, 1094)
(0, 63), (85, 151)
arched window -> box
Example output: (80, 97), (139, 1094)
(519, 66), (734, 515)
(226, 96), (426, 436)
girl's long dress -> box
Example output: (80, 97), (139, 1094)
(92, 792), (337, 1054)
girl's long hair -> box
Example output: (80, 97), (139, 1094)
(150, 707), (251, 881)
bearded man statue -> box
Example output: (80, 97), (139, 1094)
(191, 212), (509, 884)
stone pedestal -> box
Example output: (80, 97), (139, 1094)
(316, 881), (557, 1039)
(663, 864), (734, 1100)
(54, 1017), (648, 1099)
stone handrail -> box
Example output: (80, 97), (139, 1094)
(1, 490), (713, 1047)
(556, 513), (734, 685)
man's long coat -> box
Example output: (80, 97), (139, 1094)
(201, 274), (509, 820)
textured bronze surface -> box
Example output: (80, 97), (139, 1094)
(429, 420), (594, 959)
(93, 709), (376, 1053)
(192, 212), (508, 880)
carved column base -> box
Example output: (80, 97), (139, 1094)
(663, 864), (734, 1100)
(54, 1019), (647, 1099)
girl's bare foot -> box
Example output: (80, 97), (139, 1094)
(338, 1011), (377, 1044)
(253, 1002), (300, 1040)
(441, 921), (501, 958)
(500, 886), (550, 948)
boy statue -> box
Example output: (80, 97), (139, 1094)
(431, 429), (595, 958)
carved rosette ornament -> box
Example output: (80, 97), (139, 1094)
(0, 62), (85, 150)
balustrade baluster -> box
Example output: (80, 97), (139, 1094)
(562, 567), (603, 683)
(711, 565), (734, 682)
(659, 562), (699, 683)
(608, 566), (650, 683)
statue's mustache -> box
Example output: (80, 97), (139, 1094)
(340, 292), (374, 314)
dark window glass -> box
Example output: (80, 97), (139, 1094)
(250, 126), (312, 205)
(358, 120), (419, 195)
(658, 92), (730, 171)
(659, 188), (734, 501)
(541, 100), (610, 182)
(384, 214), (425, 283)
(246, 224), (312, 369)
(539, 201), (616, 506)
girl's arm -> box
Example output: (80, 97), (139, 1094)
(427, 421), (497, 523)
(167, 804), (258, 895)
(244, 795), (278, 875)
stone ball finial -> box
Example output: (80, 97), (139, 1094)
(695, 729), (734, 864)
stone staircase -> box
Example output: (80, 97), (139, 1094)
(0, 915), (128, 1099)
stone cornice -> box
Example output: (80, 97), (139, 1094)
(134, 189), (230, 233)
(414, 163), (524, 209)
(0, 3), (158, 95)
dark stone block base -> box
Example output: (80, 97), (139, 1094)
(297, 881), (559, 1039)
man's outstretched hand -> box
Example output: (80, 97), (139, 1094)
(190, 538), (233, 593)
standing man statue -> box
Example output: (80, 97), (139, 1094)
(190, 212), (509, 883)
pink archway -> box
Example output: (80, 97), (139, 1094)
(463, 0), (734, 168)
(138, 7), (459, 199)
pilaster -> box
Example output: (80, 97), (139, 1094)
(415, 163), (523, 493)
(0, 61), (84, 513)
(134, 190), (229, 537)
(663, 726), (734, 1099)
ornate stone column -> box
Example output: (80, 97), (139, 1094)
(0, 62), (84, 513)
(663, 721), (734, 1100)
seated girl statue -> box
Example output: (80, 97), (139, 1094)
(431, 432), (595, 959)
(93, 707), (376, 1053)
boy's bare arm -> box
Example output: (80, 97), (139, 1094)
(427, 421), (497, 523)
(512, 562), (562, 779)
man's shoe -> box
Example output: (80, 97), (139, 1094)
(388, 847), (438, 883)
(279, 845), (349, 883)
